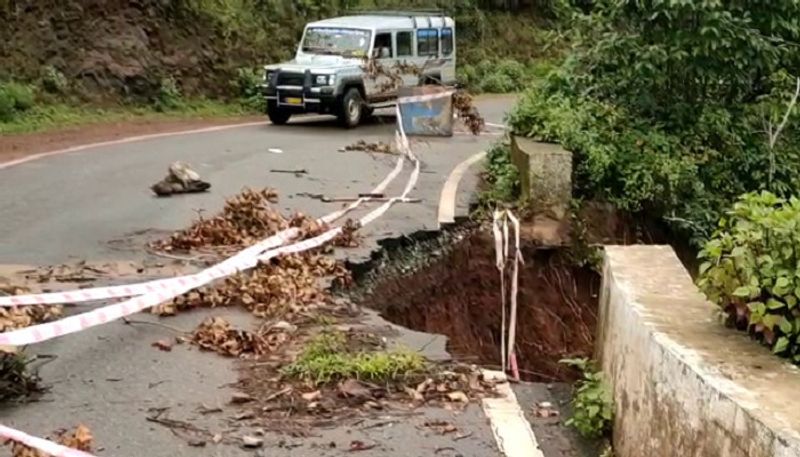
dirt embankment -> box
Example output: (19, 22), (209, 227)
(359, 230), (600, 382)
(0, 0), (298, 100)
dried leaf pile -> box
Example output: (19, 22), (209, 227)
(453, 91), (485, 135)
(344, 140), (395, 155)
(151, 188), (293, 252)
(154, 253), (350, 318)
(192, 316), (290, 358)
(7, 424), (93, 457)
(0, 285), (63, 332)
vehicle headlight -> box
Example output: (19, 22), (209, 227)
(327, 75), (336, 86)
(265, 70), (274, 84)
(315, 75), (328, 85)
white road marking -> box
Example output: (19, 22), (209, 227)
(437, 150), (487, 227)
(0, 121), (269, 170)
(482, 370), (545, 457)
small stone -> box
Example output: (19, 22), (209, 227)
(538, 401), (553, 409)
(231, 392), (254, 404)
(242, 435), (263, 448)
(446, 391), (469, 403)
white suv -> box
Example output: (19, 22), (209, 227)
(262, 11), (457, 128)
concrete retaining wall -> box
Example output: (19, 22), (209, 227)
(598, 245), (800, 457)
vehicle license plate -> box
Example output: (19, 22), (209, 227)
(284, 97), (303, 106)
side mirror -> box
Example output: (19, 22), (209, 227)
(380, 47), (391, 59)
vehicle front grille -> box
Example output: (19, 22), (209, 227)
(277, 72), (305, 87)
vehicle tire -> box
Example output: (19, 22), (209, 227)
(267, 102), (291, 125)
(338, 88), (364, 128)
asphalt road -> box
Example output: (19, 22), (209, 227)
(0, 96), (518, 457)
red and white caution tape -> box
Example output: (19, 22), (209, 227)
(0, 425), (96, 457)
(492, 210), (524, 380)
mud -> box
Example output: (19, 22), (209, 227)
(354, 228), (600, 382)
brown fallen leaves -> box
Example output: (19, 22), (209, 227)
(453, 91), (485, 135)
(333, 219), (361, 248)
(191, 316), (290, 358)
(151, 188), (291, 252)
(154, 253), (350, 318)
(8, 424), (93, 457)
(0, 305), (63, 332)
(0, 285), (63, 332)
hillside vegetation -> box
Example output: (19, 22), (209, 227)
(0, 0), (557, 131)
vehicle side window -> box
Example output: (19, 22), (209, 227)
(374, 32), (393, 58)
(416, 28), (439, 57)
(396, 31), (413, 57)
(441, 28), (453, 56)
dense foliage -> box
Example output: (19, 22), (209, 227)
(560, 357), (613, 438)
(698, 192), (800, 361)
(508, 0), (800, 246)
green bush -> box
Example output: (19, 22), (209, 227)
(0, 81), (36, 122)
(0, 91), (15, 122)
(481, 141), (520, 204)
(509, 1), (800, 246)
(153, 77), (183, 112)
(560, 357), (614, 439)
(459, 58), (541, 93)
(698, 191), (800, 361)
(0, 82), (35, 112)
(41, 66), (68, 94)
(231, 67), (264, 112)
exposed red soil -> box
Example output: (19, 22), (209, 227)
(0, 116), (262, 164)
(361, 231), (600, 382)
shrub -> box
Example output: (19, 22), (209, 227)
(697, 191), (800, 361)
(0, 91), (14, 122)
(41, 66), (68, 94)
(153, 77), (183, 112)
(231, 67), (264, 112)
(481, 141), (520, 205)
(560, 357), (614, 439)
(0, 82), (35, 112)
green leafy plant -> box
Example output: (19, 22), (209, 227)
(509, 1), (800, 247)
(231, 67), (264, 112)
(40, 65), (68, 94)
(697, 191), (800, 360)
(560, 357), (613, 439)
(480, 140), (520, 205)
(282, 331), (427, 384)
(153, 77), (183, 112)
(0, 81), (36, 122)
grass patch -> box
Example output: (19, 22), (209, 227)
(0, 98), (256, 135)
(282, 331), (428, 385)
(0, 351), (44, 402)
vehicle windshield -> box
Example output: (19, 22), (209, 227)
(301, 27), (370, 57)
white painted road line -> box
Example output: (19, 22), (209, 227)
(437, 150), (487, 227)
(0, 121), (269, 170)
(482, 370), (544, 457)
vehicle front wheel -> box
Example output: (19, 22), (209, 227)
(267, 102), (291, 125)
(338, 88), (364, 128)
